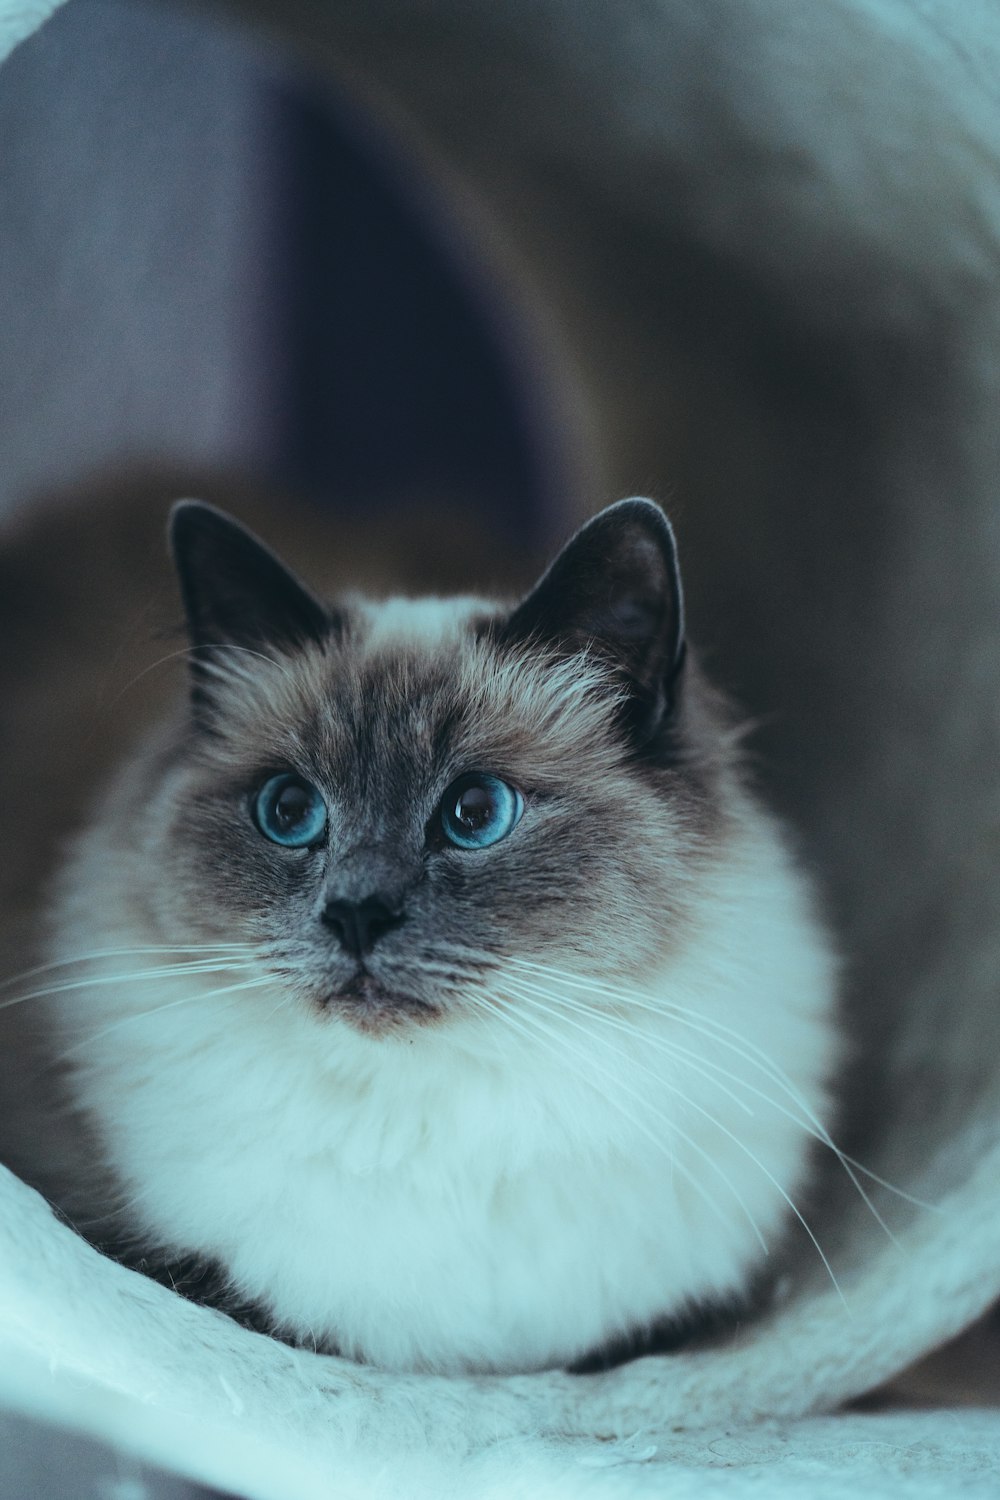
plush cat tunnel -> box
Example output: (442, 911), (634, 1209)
(1, 0), (999, 1494)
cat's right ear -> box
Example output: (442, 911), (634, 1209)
(169, 501), (335, 704)
(497, 497), (686, 744)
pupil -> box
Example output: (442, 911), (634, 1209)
(456, 786), (492, 829)
(275, 785), (309, 827)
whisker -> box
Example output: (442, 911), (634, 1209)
(508, 974), (755, 1120)
(0, 960), (259, 1014)
(102, 645), (210, 706)
(483, 986), (767, 1252)
(66, 1176), (161, 1235)
(612, 1025), (906, 1245)
(510, 960), (831, 1122)
(507, 974), (901, 1258)
(259, 994), (295, 1024)
(510, 957), (937, 1217)
(55, 975), (273, 1062)
(466, 989), (747, 1241)
(0, 945), (258, 996)
(107, 642), (296, 709)
(505, 977), (846, 1306)
(194, 643), (297, 686)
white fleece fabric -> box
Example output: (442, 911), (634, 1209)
(1, 1162), (1000, 1498)
(2, 0), (1000, 1496)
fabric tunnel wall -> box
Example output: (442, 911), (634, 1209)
(0, 1), (999, 1497)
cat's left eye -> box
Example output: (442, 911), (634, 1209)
(253, 773), (328, 848)
(439, 773), (523, 850)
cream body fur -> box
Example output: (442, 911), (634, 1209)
(41, 501), (838, 1375)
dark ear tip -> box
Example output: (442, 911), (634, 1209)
(595, 496), (685, 671)
(604, 496), (667, 519)
(168, 499), (234, 553)
(596, 495), (677, 542)
(168, 497), (213, 528)
(585, 498), (681, 581)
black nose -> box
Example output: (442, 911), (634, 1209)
(321, 894), (405, 958)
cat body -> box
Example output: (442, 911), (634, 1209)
(41, 499), (837, 1374)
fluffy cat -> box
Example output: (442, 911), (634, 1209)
(38, 496), (837, 1376)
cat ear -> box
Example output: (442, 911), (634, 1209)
(499, 497), (686, 736)
(169, 501), (334, 670)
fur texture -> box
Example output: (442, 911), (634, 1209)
(4, 0), (1000, 1494)
(38, 500), (837, 1375)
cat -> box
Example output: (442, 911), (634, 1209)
(32, 495), (838, 1376)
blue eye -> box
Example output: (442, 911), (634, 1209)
(253, 774), (327, 847)
(440, 773), (523, 850)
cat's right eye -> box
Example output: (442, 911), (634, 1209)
(253, 773), (328, 848)
(439, 773), (523, 850)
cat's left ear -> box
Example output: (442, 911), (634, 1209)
(499, 497), (686, 738)
(169, 500), (334, 667)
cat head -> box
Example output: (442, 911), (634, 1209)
(146, 498), (736, 1037)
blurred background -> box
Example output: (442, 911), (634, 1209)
(0, 0), (577, 553)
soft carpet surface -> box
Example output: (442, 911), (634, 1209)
(2, 1160), (1000, 1497)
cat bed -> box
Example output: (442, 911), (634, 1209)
(2, 0), (1000, 1496)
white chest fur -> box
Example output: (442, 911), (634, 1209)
(47, 823), (837, 1375)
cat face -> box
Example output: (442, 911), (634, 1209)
(145, 499), (728, 1037)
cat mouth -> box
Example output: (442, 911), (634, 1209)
(323, 972), (442, 1033)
